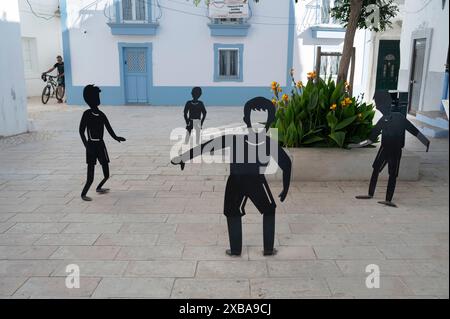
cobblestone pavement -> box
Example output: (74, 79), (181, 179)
(0, 98), (448, 299)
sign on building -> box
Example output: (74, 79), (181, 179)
(208, 0), (249, 19)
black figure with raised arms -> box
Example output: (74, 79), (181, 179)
(349, 91), (430, 208)
(184, 87), (207, 144)
(172, 97), (292, 256)
(79, 85), (126, 201)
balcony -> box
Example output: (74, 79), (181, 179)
(207, 1), (251, 37)
(299, 0), (345, 39)
(107, 0), (159, 36)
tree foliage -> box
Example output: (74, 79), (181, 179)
(331, 0), (399, 32)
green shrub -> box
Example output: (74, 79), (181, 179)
(271, 72), (375, 148)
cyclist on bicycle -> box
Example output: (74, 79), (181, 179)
(42, 55), (65, 103)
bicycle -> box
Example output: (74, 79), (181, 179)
(41, 73), (65, 104)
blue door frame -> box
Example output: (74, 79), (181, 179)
(118, 43), (153, 104)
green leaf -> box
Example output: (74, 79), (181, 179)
(302, 135), (324, 145)
(335, 115), (357, 131)
(327, 112), (338, 130)
(329, 131), (346, 148)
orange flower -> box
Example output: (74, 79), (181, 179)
(330, 104), (337, 111)
(282, 94), (289, 102)
(277, 87), (283, 93)
(296, 81), (304, 88)
(272, 98), (278, 106)
(307, 71), (317, 80)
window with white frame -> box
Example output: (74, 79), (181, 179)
(218, 49), (239, 79)
(22, 37), (38, 75)
(122, 0), (147, 22)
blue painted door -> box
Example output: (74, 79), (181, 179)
(124, 47), (148, 103)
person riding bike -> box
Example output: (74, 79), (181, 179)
(42, 55), (65, 103)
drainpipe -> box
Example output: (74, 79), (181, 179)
(441, 47), (449, 112)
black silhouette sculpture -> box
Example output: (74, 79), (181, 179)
(349, 91), (430, 207)
(172, 97), (292, 256)
(79, 85), (126, 201)
(184, 87), (207, 144)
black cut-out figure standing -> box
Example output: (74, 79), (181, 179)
(79, 85), (126, 201)
(172, 97), (291, 256)
(349, 91), (430, 208)
(184, 87), (207, 144)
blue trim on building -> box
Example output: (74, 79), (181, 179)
(62, 86), (274, 106)
(108, 22), (159, 35)
(213, 43), (244, 82)
(208, 23), (250, 37)
(441, 71), (449, 111)
(118, 42), (154, 104)
(286, 0), (295, 88)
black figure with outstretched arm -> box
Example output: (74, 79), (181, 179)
(349, 91), (430, 207)
(172, 97), (292, 256)
(79, 85), (126, 201)
(184, 87), (207, 144)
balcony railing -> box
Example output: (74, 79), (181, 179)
(299, 0), (337, 31)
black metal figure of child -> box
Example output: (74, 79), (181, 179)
(349, 91), (430, 208)
(79, 85), (126, 201)
(184, 87), (207, 145)
(172, 97), (292, 256)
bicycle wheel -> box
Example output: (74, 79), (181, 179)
(41, 86), (51, 104)
(56, 86), (65, 101)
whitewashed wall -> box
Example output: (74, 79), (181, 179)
(398, 0), (449, 111)
(65, 0), (290, 88)
(0, 0), (28, 136)
(18, 0), (62, 97)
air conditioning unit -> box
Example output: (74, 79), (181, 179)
(208, 0), (249, 19)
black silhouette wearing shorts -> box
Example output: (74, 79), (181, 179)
(79, 85), (126, 201)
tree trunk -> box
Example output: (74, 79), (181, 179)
(337, 0), (363, 83)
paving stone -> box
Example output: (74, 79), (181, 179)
(125, 260), (196, 277)
(119, 223), (177, 234)
(401, 276), (449, 297)
(196, 261), (267, 278)
(92, 278), (174, 298)
(251, 278), (331, 298)
(267, 260), (342, 277)
(326, 276), (414, 298)
(378, 245), (449, 259)
(0, 260), (62, 277)
(6, 222), (68, 234)
(0, 246), (58, 259)
(172, 279), (249, 299)
(0, 277), (28, 296)
(63, 223), (122, 234)
(14, 277), (101, 298)
(248, 246), (316, 260)
(116, 246), (183, 260)
(51, 261), (128, 277)
(34, 234), (100, 246)
(50, 246), (120, 260)
(94, 234), (158, 246)
(313, 245), (385, 260)
(183, 246), (249, 261)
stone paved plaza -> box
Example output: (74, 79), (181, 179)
(0, 98), (448, 299)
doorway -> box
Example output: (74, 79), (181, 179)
(123, 47), (149, 104)
(375, 40), (400, 91)
(409, 38), (427, 114)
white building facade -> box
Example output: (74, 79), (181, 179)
(19, 0), (63, 97)
(397, 0), (449, 114)
(0, 0), (28, 136)
(62, 0), (295, 106)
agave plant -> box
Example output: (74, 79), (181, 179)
(271, 73), (375, 148)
